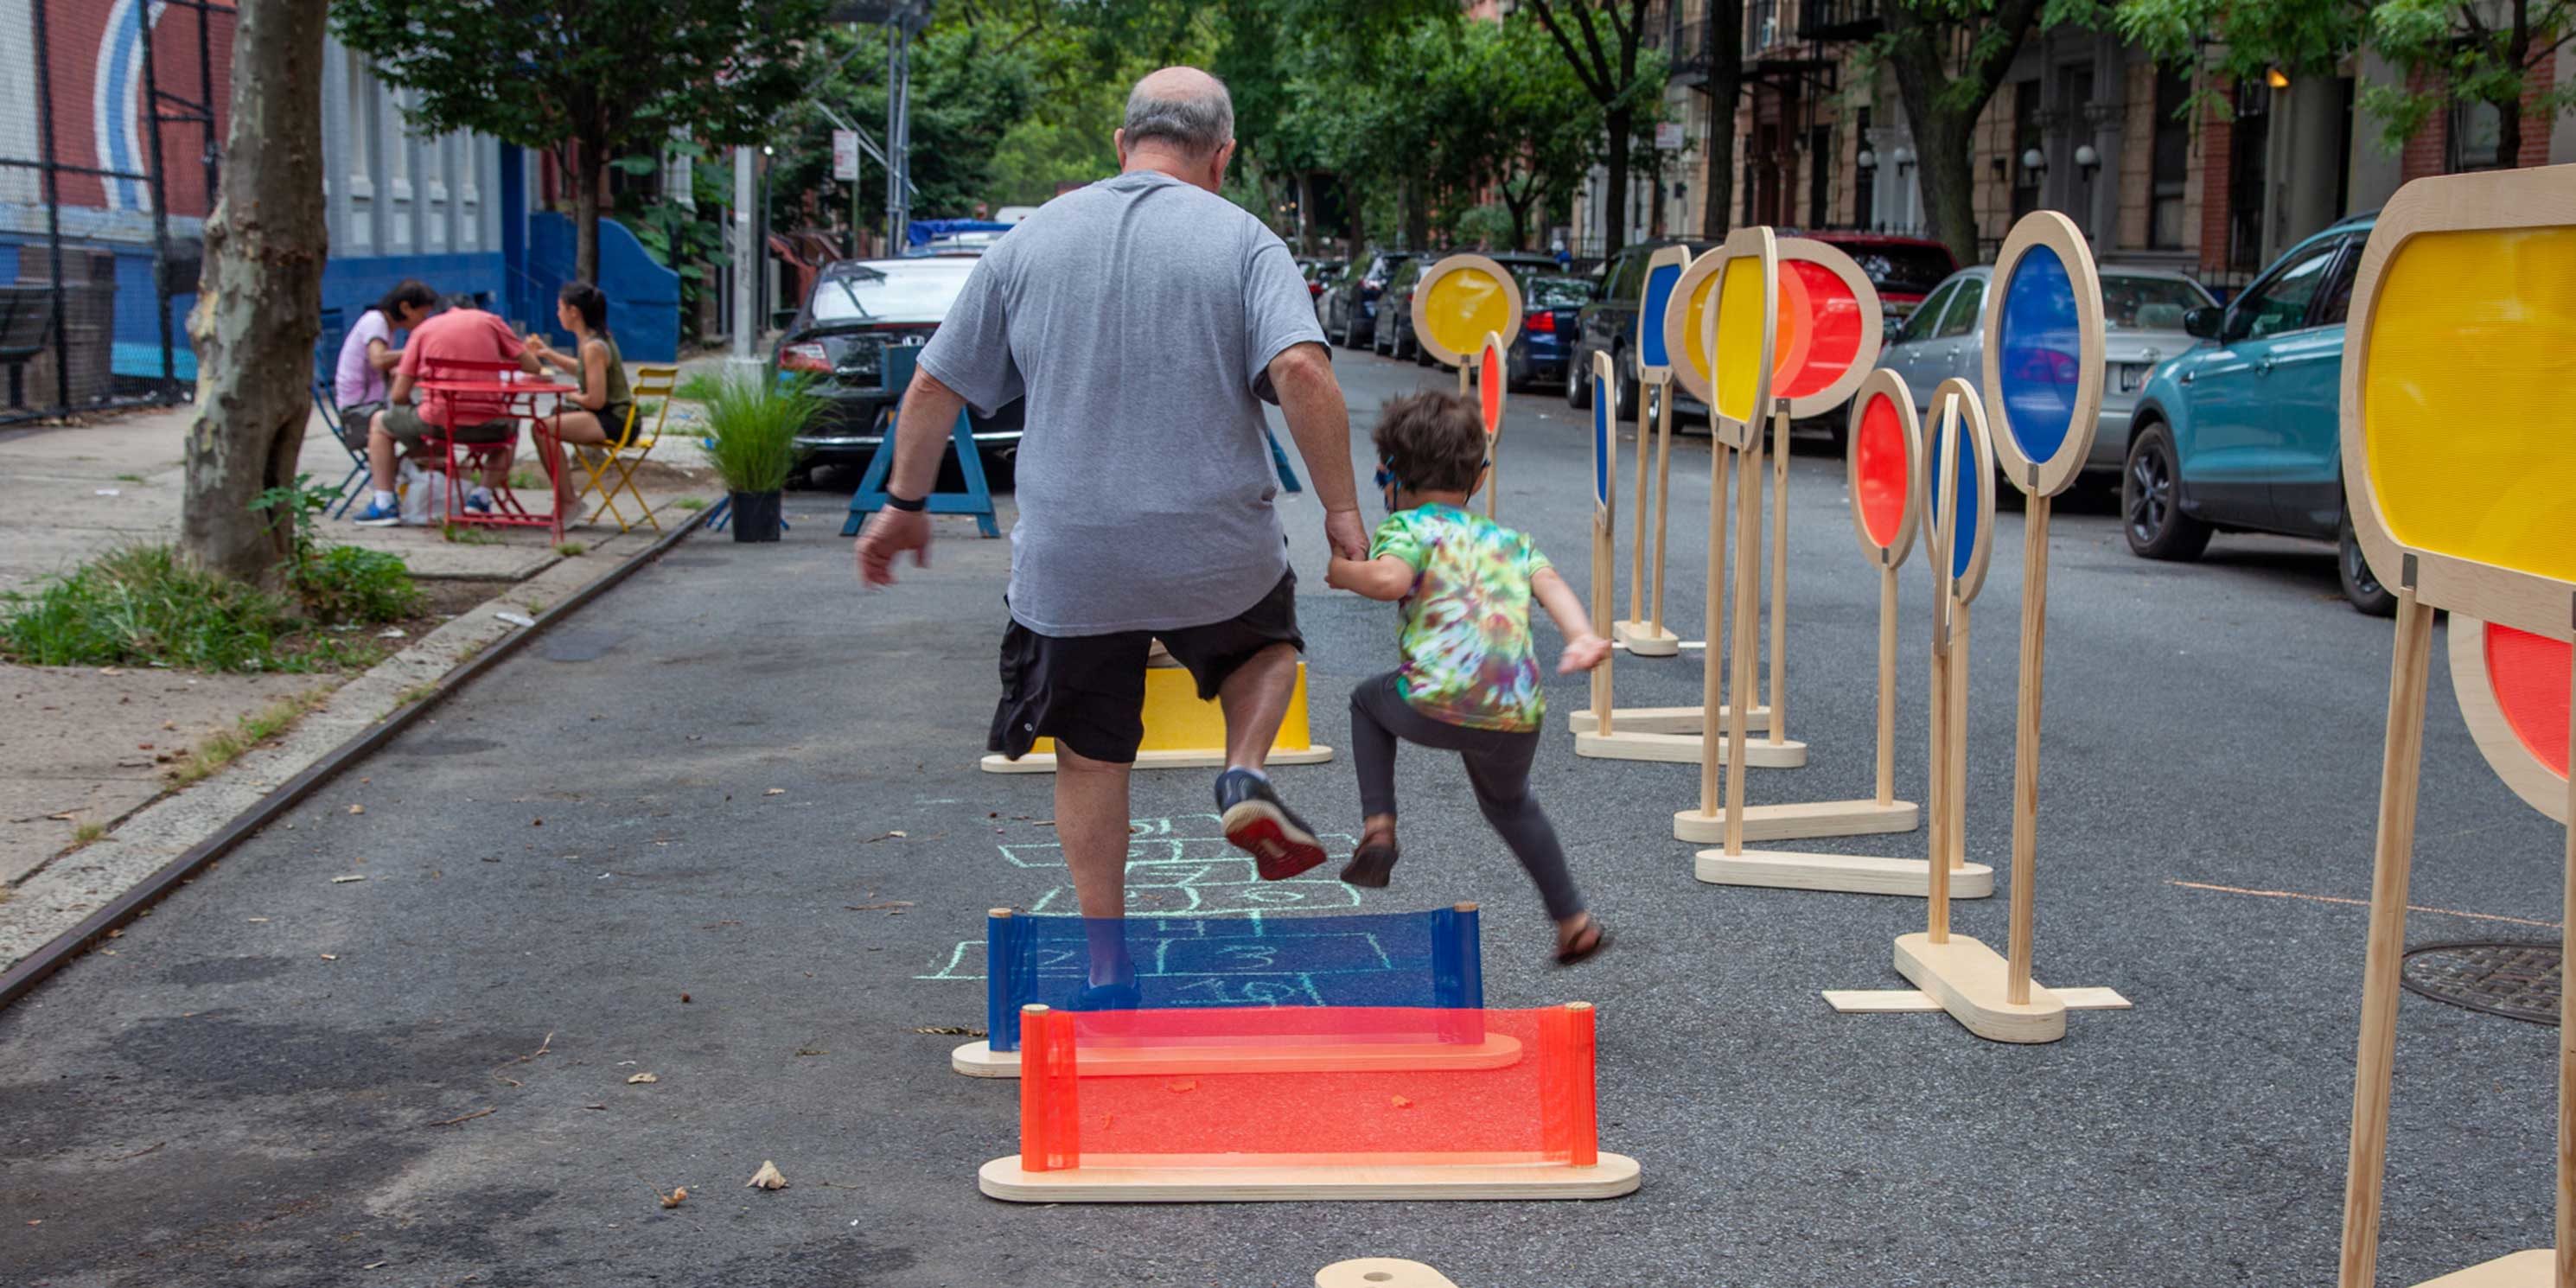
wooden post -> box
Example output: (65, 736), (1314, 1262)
(1875, 562), (1898, 807)
(1457, 360), (1470, 399)
(1722, 424), (1764, 857)
(1629, 381), (1652, 629)
(2006, 497), (2053, 1003)
(1590, 418), (1616, 736)
(1698, 443), (1733, 816)
(1768, 406), (1791, 746)
(1649, 384), (1674, 635)
(2335, 590), (2435, 1288)
(1947, 600), (1972, 877)
(1487, 428), (1500, 522)
(1926, 396), (1961, 942)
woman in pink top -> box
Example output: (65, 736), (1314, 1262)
(330, 281), (437, 451)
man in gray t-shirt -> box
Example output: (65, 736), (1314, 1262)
(857, 67), (1363, 965)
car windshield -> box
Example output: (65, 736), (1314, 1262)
(812, 264), (974, 323)
(2100, 275), (2214, 331)
(1522, 275), (1592, 308)
(1832, 244), (1955, 296)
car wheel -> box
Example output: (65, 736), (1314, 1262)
(1335, 309), (1358, 349)
(2120, 423), (2210, 561)
(2337, 508), (2397, 617)
(1565, 351), (1591, 410)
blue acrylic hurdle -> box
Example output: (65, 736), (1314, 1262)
(952, 905), (1492, 1076)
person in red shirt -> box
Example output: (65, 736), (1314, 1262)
(353, 301), (545, 526)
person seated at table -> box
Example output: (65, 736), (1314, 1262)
(332, 279), (437, 453)
(524, 282), (632, 522)
(353, 298), (543, 526)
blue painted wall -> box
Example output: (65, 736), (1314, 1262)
(523, 213), (680, 363)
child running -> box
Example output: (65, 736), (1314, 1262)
(1324, 391), (1613, 965)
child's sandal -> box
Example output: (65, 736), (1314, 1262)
(1553, 914), (1610, 966)
(1340, 832), (1399, 888)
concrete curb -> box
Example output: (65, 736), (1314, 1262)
(0, 507), (714, 1010)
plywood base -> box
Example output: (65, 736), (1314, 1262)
(982, 745), (1335, 775)
(952, 1033), (1523, 1078)
(1672, 798), (1918, 844)
(1892, 932), (2069, 1044)
(1612, 621), (1681, 656)
(1822, 986), (2131, 1013)
(1694, 849), (1992, 898)
(2413, 1250), (2554, 1287)
(1573, 730), (1806, 767)
(1317, 1259), (1460, 1288)
(1567, 705), (1769, 735)
(979, 1151), (1642, 1202)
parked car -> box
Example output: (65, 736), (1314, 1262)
(1508, 274), (1593, 390)
(1318, 251), (1414, 349)
(1566, 239), (1716, 416)
(1377, 252), (1558, 363)
(772, 258), (1024, 480)
(1298, 258), (1344, 303)
(1797, 232), (1958, 322)
(2122, 211), (2391, 615)
(1878, 262), (2214, 475)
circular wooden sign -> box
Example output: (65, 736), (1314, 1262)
(1981, 211), (2105, 500)
(1926, 376), (1998, 606)
(1662, 249), (1725, 407)
(2450, 614), (2572, 825)
(1478, 332), (1506, 437)
(1699, 226), (1779, 452)
(1591, 348), (1616, 517)
(1846, 368), (1922, 571)
(1412, 254), (1524, 368)
(1777, 238), (1885, 419)
(1634, 245), (1692, 380)
(2341, 168), (2576, 640)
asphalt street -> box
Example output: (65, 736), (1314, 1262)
(3, 348), (2565, 1288)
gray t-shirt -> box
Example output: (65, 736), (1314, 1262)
(917, 170), (1327, 637)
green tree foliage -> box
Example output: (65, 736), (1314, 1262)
(1874, 0), (2099, 265)
(1521, 0), (1670, 258)
(331, 0), (826, 282)
(2117, 0), (2574, 164)
(771, 22), (1043, 240)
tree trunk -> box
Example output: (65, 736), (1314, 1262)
(1342, 174), (1367, 258)
(1402, 172), (1430, 251)
(1912, 111), (1980, 268)
(180, 0), (328, 587)
(1700, 0), (1744, 240)
(1296, 169), (1317, 253)
(1604, 106), (1633, 258)
(575, 141), (604, 284)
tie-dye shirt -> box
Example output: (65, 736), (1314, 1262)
(1371, 503), (1553, 731)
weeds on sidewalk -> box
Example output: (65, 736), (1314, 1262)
(442, 523), (503, 545)
(254, 476), (423, 625)
(166, 689), (331, 785)
(673, 497), (707, 512)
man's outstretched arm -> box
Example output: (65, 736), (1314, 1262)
(1266, 341), (1366, 560)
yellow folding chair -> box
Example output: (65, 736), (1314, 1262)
(578, 365), (678, 532)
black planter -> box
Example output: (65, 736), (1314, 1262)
(728, 489), (783, 543)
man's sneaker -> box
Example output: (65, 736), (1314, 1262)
(352, 499), (402, 527)
(1215, 769), (1327, 881)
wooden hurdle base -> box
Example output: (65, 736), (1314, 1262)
(1693, 847), (1991, 898)
(950, 1032), (1524, 1079)
(1822, 987), (2131, 1013)
(2411, 1251), (2554, 1287)
(1574, 730), (1805, 767)
(1317, 1259), (1460, 1288)
(978, 1151), (1642, 1202)
(1611, 620), (1681, 657)
(1889, 933), (2069, 1044)
(1567, 704), (1769, 735)
(1671, 798), (1918, 844)
(981, 661), (1332, 774)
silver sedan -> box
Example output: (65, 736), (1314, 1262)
(1876, 263), (2215, 473)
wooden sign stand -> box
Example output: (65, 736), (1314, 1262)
(1612, 245), (1688, 659)
(1587, 351), (1617, 739)
(1318, 1261), (1461, 1288)
(2329, 166), (2576, 1288)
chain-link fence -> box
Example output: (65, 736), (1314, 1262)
(1, 0), (233, 424)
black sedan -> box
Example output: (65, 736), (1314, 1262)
(771, 258), (1024, 481)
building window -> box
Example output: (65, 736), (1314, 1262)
(1853, 107), (1876, 230)
(2227, 78), (2270, 270)
(1807, 125), (1833, 226)
(345, 50), (373, 201)
(2148, 63), (2190, 250)
(2448, 99), (2504, 172)
(2012, 80), (2043, 220)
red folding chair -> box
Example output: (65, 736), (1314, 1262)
(414, 357), (566, 541)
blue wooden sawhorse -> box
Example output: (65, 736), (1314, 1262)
(844, 344), (1000, 539)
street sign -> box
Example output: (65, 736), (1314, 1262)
(1655, 122), (1685, 150)
(1981, 211), (2105, 501)
(1633, 245), (1688, 379)
(832, 131), (860, 182)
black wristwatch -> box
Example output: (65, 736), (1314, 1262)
(883, 491), (927, 513)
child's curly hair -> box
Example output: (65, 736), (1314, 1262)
(1371, 391), (1487, 494)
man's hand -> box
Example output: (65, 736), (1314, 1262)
(854, 508), (933, 587)
(1323, 507), (1369, 563)
(1557, 633), (1612, 674)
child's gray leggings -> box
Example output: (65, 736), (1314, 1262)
(1347, 671), (1585, 922)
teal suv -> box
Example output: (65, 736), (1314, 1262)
(2120, 213), (2394, 615)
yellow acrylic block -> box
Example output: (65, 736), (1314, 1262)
(981, 662), (1335, 773)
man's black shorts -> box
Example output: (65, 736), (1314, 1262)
(988, 571), (1304, 765)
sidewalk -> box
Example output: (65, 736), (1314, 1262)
(0, 395), (721, 919)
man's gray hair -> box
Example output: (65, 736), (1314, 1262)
(1123, 73), (1234, 156)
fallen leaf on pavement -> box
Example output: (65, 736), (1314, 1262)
(330, 875), (366, 883)
(655, 1184), (688, 1209)
(348, 805), (365, 815)
(364, 1261), (386, 1270)
(319, 954), (337, 961)
(745, 1161), (787, 1190)
(763, 788), (786, 796)
(428, 1107), (494, 1127)
(845, 901), (914, 911)
(245, 916), (268, 922)
(627, 1072), (659, 1084)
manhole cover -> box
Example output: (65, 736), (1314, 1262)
(2401, 941), (2562, 1025)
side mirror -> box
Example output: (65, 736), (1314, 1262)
(2183, 306), (2221, 340)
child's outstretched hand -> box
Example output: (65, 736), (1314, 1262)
(1558, 633), (1612, 674)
